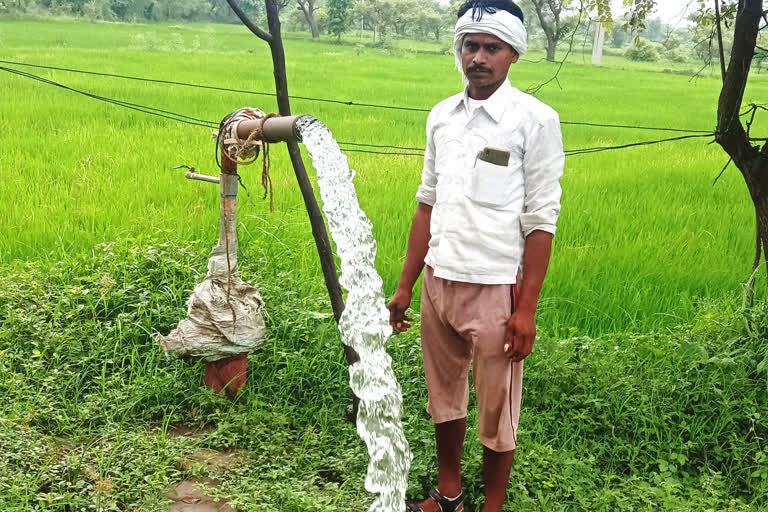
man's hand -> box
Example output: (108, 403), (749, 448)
(504, 310), (536, 362)
(387, 288), (414, 333)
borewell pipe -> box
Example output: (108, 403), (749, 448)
(202, 150), (248, 396)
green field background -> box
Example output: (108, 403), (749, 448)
(2, 17), (768, 512)
(0, 18), (765, 335)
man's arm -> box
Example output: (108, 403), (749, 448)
(387, 202), (432, 333)
(505, 112), (564, 361)
(504, 230), (552, 362)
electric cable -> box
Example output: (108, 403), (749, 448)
(0, 59), (716, 135)
(0, 66), (218, 129)
(0, 64), (720, 159)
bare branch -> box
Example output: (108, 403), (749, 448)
(688, 24), (717, 82)
(716, 0), (762, 170)
(712, 157), (732, 185)
(226, 0), (273, 43)
(526, 2), (584, 95)
(714, 0), (727, 82)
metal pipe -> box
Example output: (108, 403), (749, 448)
(219, 155), (238, 254)
(185, 171), (220, 184)
(236, 115), (305, 144)
(203, 148), (247, 398)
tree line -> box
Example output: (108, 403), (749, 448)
(1, 0), (762, 65)
(0, 0), (453, 42)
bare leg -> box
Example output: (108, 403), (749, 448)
(482, 447), (515, 512)
(414, 418), (466, 512)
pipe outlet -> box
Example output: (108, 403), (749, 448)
(236, 115), (305, 144)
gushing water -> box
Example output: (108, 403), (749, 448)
(298, 116), (412, 511)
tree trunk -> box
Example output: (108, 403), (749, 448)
(309, 18), (319, 38)
(715, 0), (768, 281)
(298, 3), (320, 38)
(263, 0), (361, 417)
(545, 36), (557, 61)
(227, 0), (360, 419)
(743, 160), (768, 295)
(539, 16), (557, 60)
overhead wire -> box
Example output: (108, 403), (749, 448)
(0, 66), (219, 129)
(563, 133), (717, 156)
(0, 59), (431, 113)
(0, 63), (720, 159)
(0, 59), (717, 135)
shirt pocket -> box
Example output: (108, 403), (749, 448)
(465, 158), (514, 209)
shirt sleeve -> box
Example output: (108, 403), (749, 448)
(415, 109), (437, 206)
(520, 115), (564, 237)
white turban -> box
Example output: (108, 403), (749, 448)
(453, 8), (528, 82)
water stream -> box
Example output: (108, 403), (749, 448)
(297, 116), (412, 511)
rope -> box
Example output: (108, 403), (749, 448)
(218, 107), (266, 165)
(216, 108), (280, 211)
(262, 141), (274, 212)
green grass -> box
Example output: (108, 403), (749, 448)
(1, 236), (766, 511)
(1, 16), (768, 511)
(1, 18), (764, 335)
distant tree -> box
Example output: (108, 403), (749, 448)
(610, 26), (629, 48)
(441, 0), (463, 36)
(296, 0), (321, 38)
(529, 0), (569, 61)
(353, 0), (404, 42)
(625, 37), (659, 61)
(661, 32), (681, 51)
(516, 0), (541, 37)
(327, 0), (349, 40)
(81, 0), (115, 19)
(410, 0), (447, 41)
(388, 0), (416, 37)
(640, 17), (664, 42)
(689, 3), (735, 65)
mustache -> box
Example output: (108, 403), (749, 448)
(467, 66), (491, 73)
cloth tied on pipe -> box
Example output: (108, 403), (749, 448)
(158, 244), (266, 362)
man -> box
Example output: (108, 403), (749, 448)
(387, 1), (564, 511)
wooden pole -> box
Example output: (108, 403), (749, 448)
(226, 0), (361, 420)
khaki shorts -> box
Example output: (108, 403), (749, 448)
(420, 266), (523, 452)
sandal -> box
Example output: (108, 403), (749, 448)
(406, 488), (464, 511)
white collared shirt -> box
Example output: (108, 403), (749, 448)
(416, 79), (564, 285)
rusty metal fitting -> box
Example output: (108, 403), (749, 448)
(236, 115), (305, 144)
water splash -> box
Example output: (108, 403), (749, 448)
(297, 116), (412, 511)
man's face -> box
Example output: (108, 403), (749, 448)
(461, 32), (519, 98)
